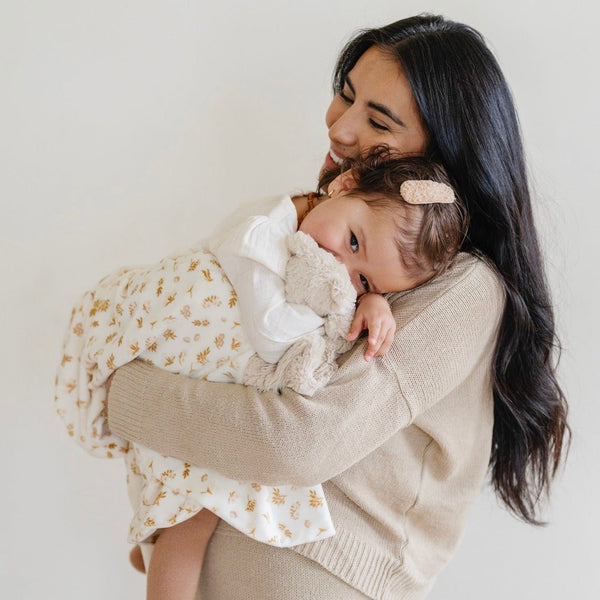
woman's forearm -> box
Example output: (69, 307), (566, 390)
(107, 351), (405, 487)
(108, 255), (504, 487)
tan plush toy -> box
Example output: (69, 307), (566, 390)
(242, 231), (357, 396)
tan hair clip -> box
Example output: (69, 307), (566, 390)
(400, 180), (455, 205)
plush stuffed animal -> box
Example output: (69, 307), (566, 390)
(242, 231), (357, 396)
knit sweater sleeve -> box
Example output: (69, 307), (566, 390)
(107, 254), (503, 487)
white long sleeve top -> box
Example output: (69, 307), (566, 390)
(209, 194), (324, 363)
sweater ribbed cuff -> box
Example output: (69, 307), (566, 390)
(107, 360), (154, 444)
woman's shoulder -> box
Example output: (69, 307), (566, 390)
(387, 252), (504, 326)
(379, 253), (505, 414)
(426, 251), (502, 298)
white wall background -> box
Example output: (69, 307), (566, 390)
(2, 1), (598, 598)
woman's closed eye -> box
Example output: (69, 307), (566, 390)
(340, 89), (354, 104)
(369, 119), (389, 132)
(339, 81), (389, 132)
(339, 93), (389, 132)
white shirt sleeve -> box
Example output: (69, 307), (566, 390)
(209, 195), (324, 364)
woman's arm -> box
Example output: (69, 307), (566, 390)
(108, 343), (402, 487)
(108, 254), (504, 486)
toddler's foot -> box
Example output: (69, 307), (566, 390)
(129, 545), (145, 574)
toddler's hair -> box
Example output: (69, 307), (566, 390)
(319, 147), (468, 282)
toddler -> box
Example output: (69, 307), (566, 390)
(55, 150), (466, 599)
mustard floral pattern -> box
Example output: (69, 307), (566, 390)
(55, 246), (335, 547)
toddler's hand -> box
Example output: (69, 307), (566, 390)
(346, 293), (396, 361)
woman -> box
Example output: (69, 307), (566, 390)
(107, 14), (569, 599)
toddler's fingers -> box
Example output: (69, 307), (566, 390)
(346, 315), (365, 341)
(373, 333), (393, 357)
(364, 323), (383, 361)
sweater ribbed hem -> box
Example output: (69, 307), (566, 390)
(293, 527), (430, 600)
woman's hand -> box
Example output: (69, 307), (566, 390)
(346, 293), (396, 361)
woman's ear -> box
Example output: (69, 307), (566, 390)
(328, 170), (358, 197)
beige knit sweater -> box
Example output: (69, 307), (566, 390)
(108, 252), (504, 600)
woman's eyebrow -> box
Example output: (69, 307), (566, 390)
(345, 75), (406, 128)
(367, 101), (406, 128)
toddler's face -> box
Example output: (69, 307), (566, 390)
(298, 192), (419, 296)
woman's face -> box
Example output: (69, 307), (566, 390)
(323, 46), (428, 173)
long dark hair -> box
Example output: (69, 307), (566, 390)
(333, 14), (569, 524)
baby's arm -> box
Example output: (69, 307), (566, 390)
(346, 293), (396, 362)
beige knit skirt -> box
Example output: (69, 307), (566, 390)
(197, 521), (370, 599)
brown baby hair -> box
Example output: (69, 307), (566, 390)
(318, 146), (468, 284)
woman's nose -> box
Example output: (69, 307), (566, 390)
(328, 106), (359, 148)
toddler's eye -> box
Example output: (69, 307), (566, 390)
(350, 232), (359, 252)
(360, 274), (370, 293)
